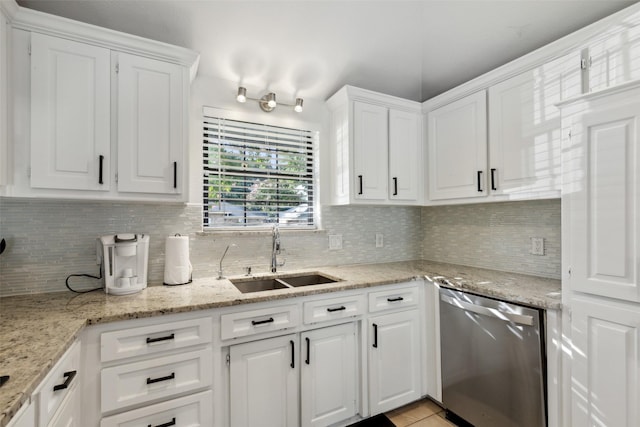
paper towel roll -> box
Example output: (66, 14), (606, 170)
(164, 235), (192, 285)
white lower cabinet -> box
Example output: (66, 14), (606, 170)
(6, 400), (35, 427)
(570, 295), (640, 427)
(229, 334), (299, 427)
(301, 323), (357, 427)
(100, 390), (213, 427)
(368, 309), (421, 415)
(229, 322), (358, 427)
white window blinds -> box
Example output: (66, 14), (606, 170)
(203, 116), (317, 228)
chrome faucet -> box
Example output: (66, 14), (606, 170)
(217, 243), (235, 279)
(271, 225), (285, 273)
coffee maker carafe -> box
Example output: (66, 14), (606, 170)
(99, 234), (150, 295)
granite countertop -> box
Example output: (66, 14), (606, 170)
(0, 260), (561, 425)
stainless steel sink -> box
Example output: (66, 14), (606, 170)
(230, 272), (340, 294)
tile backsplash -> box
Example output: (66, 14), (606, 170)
(0, 198), (561, 296)
(421, 199), (561, 279)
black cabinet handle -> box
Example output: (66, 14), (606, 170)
(490, 168), (497, 191)
(358, 175), (363, 195)
(305, 337), (310, 365)
(148, 418), (176, 427)
(477, 170), (483, 192)
(251, 317), (274, 326)
(393, 177), (398, 196)
(290, 340), (295, 369)
(146, 333), (175, 344)
(98, 155), (104, 185)
(372, 323), (378, 348)
(173, 162), (177, 189)
(146, 372), (175, 385)
(327, 306), (346, 312)
(53, 370), (76, 392)
(387, 296), (404, 302)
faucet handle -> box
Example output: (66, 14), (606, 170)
(245, 266), (252, 276)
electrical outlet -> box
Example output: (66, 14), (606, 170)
(375, 233), (384, 248)
(531, 237), (544, 256)
(329, 234), (343, 250)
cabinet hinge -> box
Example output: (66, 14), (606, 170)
(568, 267), (572, 277)
(28, 43), (31, 56)
(115, 63), (119, 74)
(226, 354), (230, 366)
(27, 167), (31, 178)
(115, 172), (118, 183)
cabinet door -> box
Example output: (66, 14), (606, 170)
(427, 91), (487, 200)
(117, 53), (183, 194)
(369, 309), (421, 415)
(353, 101), (388, 201)
(565, 91), (640, 302)
(488, 57), (568, 197)
(588, 19), (640, 92)
(47, 383), (79, 427)
(230, 334), (299, 427)
(301, 323), (357, 427)
(571, 295), (640, 427)
(30, 33), (111, 191)
(389, 109), (420, 202)
(6, 400), (35, 427)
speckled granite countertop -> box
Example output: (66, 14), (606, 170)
(0, 260), (560, 426)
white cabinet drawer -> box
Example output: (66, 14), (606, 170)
(101, 348), (212, 413)
(368, 284), (419, 313)
(100, 390), (213, 427)
(303, 294), (365, 324)
(36, 341), (80, 427)
(220, 304), (299, 340)
(101, 317), (212, 362)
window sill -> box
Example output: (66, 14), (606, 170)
(197, 228), (325, 237)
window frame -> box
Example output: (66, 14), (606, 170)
(202, 106), (320, 231)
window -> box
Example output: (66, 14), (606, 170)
(203, 115), (317, 229)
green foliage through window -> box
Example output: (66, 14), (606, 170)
(203, 116), (316, 228)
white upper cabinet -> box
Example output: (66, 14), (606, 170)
(1, 5), (198, 201)
(562, 84), (640, 303)
(326, 85), (422, 205)
(30, 33), (111, 191)
(587, 10), (640, 93)
(353, 101), (388, 201)
(389, 109), (420, 201)
(0, 7), (8, 187)
(116, 53), (183, 194)
(427, 90), (487, 201)
(488, 52), (580, 198)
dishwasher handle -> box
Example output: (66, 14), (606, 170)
(440, 294), (534, 326)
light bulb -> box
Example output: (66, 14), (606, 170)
(294, 98), (303, 113)
(267, 93), (277, 108)
(236, 87), (247, 103)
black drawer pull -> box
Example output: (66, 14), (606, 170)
(251, 317), (274, 326)
(305, 337), (310, 365)
(148, 418), (176, 427)
(290, 340), (295, 369)
(358, 175), (363, 195)
(173, 161), (177, 189)
(146, 372), (175, 385)
(53, 370), (77, 392)
(477, 170), (483, 192)
(387, 297), (404, 302)
(491, 168), (497, 191)
(327, 306), (346, 312)
(98, 155), (104, 185)
(146, 333), (175, 344)
(393, 177), (398, 196)
(372, 323), (378, 348)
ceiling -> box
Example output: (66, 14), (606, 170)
(16, 0), (637, 102)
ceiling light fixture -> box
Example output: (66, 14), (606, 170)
(236, 86), (303, 113)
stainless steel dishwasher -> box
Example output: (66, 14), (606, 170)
(439, 287), (546, 427)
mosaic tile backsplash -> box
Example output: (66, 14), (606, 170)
(0, 198), (560, 296)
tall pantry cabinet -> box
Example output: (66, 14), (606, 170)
(560, 81), (640, 427)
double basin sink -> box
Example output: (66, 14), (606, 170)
(231, 272), (340, 294)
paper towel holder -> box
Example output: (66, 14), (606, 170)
(163, 233), (193, 286)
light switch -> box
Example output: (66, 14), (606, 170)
(329, 234), (343, 250)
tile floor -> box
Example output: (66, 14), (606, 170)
(385, 399), (457, 427)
